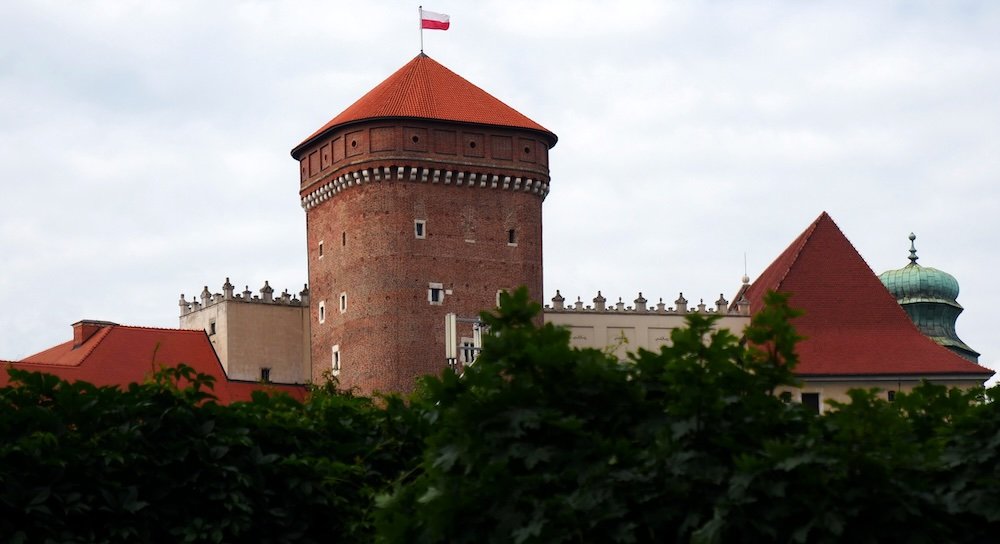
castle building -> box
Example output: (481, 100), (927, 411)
(290, 53), (557, 393)
(0, 319), (306, 403)
(739, 212), (990, 409)
(178, 279), (312, 384)
(546, 213), (991, 411)
(3, 54), (992, 406)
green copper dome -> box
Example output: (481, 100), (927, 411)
(879, 233), (960, 305)
(879, 233), (979, 362)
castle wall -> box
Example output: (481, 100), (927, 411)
(179, 282), (311, 384)
(781, 377), (987, 414)
(544, 291), (751, 360)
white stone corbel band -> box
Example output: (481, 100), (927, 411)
(300, 166), (550, 210)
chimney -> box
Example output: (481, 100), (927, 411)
(72, 320), (118, 348)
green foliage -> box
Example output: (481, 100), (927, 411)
(4, 288), (1000, 542)
(375, 288), (999, 543)
(0, 364), (421, 543)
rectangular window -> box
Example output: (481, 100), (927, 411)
(318, 301), (326, 323)
(460, 338), (477, 366)
(507, 228), (517, 246)
(415, 220), (426, 239)
(428, 282), (444, 305)
(339, 292), (347, 313)
(260, 367), (271, 383)
(801, 392), (821, 414)
(342, 231), (346, 246)
(887, 390), (896, 402)
(208, 319), (216, 336)
(332, 344), (341, 375)
(318, 240), (324, 258)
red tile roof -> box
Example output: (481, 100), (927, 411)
(293, 53), (557, 156)
(743, 212), (992, 378)
(1, 324), (306, 403)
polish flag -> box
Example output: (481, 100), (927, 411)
(420, 9), (450, 30)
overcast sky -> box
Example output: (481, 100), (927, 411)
(2, 1), (998, 376)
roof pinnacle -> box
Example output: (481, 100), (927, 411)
(908, 232), (919, 266)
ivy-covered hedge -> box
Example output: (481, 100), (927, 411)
(3, 288), (1000, 543)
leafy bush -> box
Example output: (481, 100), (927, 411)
(4, 288), (1000, 542)
(0, 365), (420, 543)
(375, 289), (999, 543)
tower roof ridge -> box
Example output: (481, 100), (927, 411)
(293, 54), (556, 157)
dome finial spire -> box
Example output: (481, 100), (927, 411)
(908, 232), (918, 265)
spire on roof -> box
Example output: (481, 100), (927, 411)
(908, 232), (919, 266)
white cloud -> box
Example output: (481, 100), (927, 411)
(1, 0), (998, 379)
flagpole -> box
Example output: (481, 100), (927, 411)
(419, 5), (424, 53)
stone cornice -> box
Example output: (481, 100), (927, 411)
(301, 165), (550, 211)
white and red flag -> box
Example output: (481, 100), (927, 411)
(420, 8), (450, 30)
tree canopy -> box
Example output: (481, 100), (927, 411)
(2, 288), (999, 543)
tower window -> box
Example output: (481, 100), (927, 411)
(342, 231), (346, 246)
(429, 282), (444, 305)
(415, 220), (426, 239)
(507, 229), (517, 246)
(339, 292), (347, 313)
(260, 367), (271, 383)
(332, 345), (341, 375)
(318, 240), (324, 258)
(318, 301), (326, 323)
(208, 319), (216, 336)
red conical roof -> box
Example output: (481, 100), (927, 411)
(293, 54), (556, 156)
(743, 212), (992, 377)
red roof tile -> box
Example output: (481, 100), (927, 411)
(293, 53), (556, 156)
(1, 324), (306, 403)
(743, 212), (992, 378)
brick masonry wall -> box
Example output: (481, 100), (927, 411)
(300, 119), (552, 395)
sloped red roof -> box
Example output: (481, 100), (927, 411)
(1, 324), (306, 403)
(293, 53), (556, 156)
(743, 212), (992, 378)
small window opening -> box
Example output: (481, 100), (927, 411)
(523, 146), (531, 154)
(342, 231), (346, 246)
(411, 135), (420, 143)
(260, 367), (271, 383)
(415, 220), (426, 239)
(208, 320), (216, 336)
(339, 292), (347, 313)
(888, 390), (896, 402)
(469, 141), (477, 149)
(318, 301), (326, 323)
(801, 392), (821, 414)
(332, 345), (341, 375)
(507, 229), (517, 245)
(350, 140), (357, 148)
(429, 282), (444, 305)
(318, 241), (324, 258)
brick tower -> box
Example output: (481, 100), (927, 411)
(291, 54), (557, 394)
